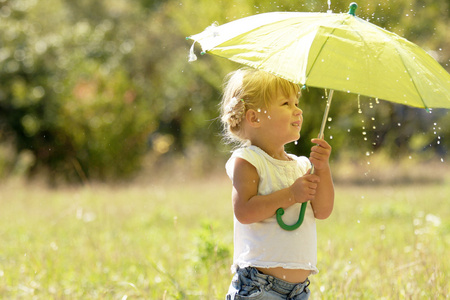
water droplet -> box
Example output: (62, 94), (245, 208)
(366, 152), (370, 156)
(328, 117), (332, 122)
(357, 94), (361, 113)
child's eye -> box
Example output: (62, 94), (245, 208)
(283, 102), (289, 106)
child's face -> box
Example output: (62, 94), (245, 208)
(259, 91), (303, 145)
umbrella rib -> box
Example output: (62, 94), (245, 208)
(305, 20), (346, 81)
(391, 43), (429, 110)
(351, 19), (428, 109)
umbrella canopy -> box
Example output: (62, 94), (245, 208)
(188, 5), (450, 110)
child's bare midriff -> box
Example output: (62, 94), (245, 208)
(257, 267), (311, 283)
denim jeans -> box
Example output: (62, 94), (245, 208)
(226, 267), (311, 300)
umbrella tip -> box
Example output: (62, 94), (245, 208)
(348, 2), (358, 16)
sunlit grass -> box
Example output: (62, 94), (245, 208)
(316, 184), (450, 299)
(0, 173), (449, 299)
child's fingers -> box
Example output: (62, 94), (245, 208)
(304, 173), (320, 183)
(310, 152), (330, 169)
(311, 145), (330, 155)
(311, 138), (331, 150)
(311, 147), (331, 161)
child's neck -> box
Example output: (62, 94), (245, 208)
(251, 140), (289, 161)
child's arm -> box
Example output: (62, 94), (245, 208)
(309, 138), (335, 220)
(232, 157), (319, 224)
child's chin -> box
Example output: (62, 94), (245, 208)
(290, 136), (300, 143)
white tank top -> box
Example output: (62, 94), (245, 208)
(226, 145), (318, 275)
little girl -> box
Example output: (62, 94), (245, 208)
(221, 68), (334, 300)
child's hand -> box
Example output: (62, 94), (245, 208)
(309, 138), (332, 170)
(289, 170), (320, 203)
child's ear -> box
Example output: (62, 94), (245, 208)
(246, 109), (261, 128)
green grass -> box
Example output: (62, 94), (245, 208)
(0, 175), (449, 299)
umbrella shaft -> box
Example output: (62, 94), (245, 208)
(311, 89), (334, 174)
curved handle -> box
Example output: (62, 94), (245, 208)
(276, 202), (308, 231)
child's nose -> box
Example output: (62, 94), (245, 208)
(295, 107), (303, 115)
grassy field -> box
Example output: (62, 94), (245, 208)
(0, 170), (449, 299)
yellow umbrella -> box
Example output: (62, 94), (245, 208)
(188, 3), (450, 109)
(188, 3), (450, 230)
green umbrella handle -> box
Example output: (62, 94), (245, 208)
(276, 90), (335, 231)
(276, 203), (308, 231)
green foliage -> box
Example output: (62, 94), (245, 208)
(0, 0), (155, 181)
(57, 65), (154, 180)
(194, 221), (230, 266)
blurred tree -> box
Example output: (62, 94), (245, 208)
(0, 0), (154, 182)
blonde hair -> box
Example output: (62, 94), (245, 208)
(220, 68), (300, 145)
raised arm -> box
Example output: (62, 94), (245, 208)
(309, 138), (335, 219)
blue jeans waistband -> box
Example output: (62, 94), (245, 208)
(236, 266), (310, 297)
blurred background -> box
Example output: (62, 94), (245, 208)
(0, 0), (449, 184)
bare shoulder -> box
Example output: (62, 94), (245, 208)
(232, 157), (259, 185)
